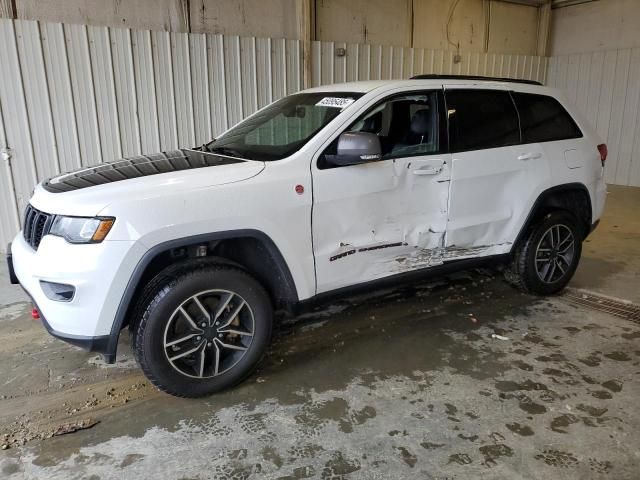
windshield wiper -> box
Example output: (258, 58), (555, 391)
(208, 146), (247, 159)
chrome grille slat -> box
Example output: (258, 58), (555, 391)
(22, 205), (53, 250)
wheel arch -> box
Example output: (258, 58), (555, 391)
(104, 229), (298, 363)
(512, 182), (592, 253)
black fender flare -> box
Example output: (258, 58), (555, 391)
(511, 182), (592, 252)
(102, 229), (298, 363)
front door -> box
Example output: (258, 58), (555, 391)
(311, 90), (451, 294)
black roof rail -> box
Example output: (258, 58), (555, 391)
(410, 74), (542, 86)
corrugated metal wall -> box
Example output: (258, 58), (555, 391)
(311, 41), (548, 86)
(0, 19), (301, 250)
(0, 21), (551, 251)
(548, 49), (640, 187)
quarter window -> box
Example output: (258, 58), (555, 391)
(512, 92), (582, 144)
(446, 89), (520, 152)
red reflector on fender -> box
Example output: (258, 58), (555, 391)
(31, 308), (40, 320)
(597, 144), (607, 163)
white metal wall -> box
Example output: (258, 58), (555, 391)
(0, 21), (550, 252)
(0, 19), (301, 250)
(548, 49), (640, 187)
(311, 41), (548, 86)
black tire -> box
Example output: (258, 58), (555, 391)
(505, 211), (582, 295)
(133, 262), (272, 397)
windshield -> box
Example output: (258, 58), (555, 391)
(205, 92), (363, 161)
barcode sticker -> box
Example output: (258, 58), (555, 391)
(316, 97), (355, 109)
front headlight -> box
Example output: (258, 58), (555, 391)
(49, 216), (115, 244)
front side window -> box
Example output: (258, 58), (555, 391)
(319, 91), (444, 168)
(207, 92), (363, 161)
(446, 89), (520, 152)
(512, 92), (582, 144)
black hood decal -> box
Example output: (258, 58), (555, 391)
(42, 149), (245, 193)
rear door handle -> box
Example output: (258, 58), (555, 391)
(517, 152), (542, 161)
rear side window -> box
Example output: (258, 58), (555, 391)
(512, 92), (582, 144)
(445, 89), (520, 152)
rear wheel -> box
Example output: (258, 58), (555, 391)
(506, 211), (582, 295)
(133, 264), (272, 397)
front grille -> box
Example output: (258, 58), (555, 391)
(23, 205), (54, 250)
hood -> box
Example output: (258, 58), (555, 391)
(43, 149), (249, 193)
(30, 149), (265, 217)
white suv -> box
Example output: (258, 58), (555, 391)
(7, 75), (607, 397)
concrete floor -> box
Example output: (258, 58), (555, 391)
(0, 185), (639, 479)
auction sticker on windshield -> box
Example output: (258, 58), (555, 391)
(316, 97), (355, 109)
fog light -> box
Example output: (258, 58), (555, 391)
(40, 280), (75, 302)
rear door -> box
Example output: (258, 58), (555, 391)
(443, 86), (551, 259)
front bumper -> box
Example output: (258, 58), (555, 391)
(6, 242), (19, 284)
(9, 233), (140, 360)
(27, 289), (110, 355)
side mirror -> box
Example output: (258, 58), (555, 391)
(327, 132), (382, 167)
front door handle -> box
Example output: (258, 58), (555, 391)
(413, 167), (441, 176)
(412, 159), (444, 176)
(517, 152), (542, 161)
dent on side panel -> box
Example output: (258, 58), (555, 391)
(320, 158), (450, 282)
(445, 169), (521, 251)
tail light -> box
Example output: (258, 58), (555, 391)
(597, 144), (607, 166)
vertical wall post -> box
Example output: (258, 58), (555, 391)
(0, 0), (16, 19)
(536, 0), (552, 57)
(297, 0), (314, 89)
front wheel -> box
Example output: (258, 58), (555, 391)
(133, 264), (272, 397)
(506, 211), (582, 295)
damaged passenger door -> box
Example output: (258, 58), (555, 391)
(443, 86), (549, 260)
(311, 89), (451, 294)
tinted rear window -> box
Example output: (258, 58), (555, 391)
(512, 92), (582, 144)
(445, 89), (520, 152)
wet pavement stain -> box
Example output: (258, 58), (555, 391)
(579, 352), (602, 367)
(576, 403), (608, 417)
(550, 413), (580, 433)
(601, 379), (623, 392)
(589, 458), (613, 474)
(393, 446), (417, 468)
(535, 449), (579, 468)
(420, 441), (445, 450)
(621, 331), (640, 340)
(448, 453), (472, 465)
(604, 351), (632, 361)
(479, 443), (514, 462)
(591, 390), (613, 399)
(518, 399), (547, 415)
(505, 422), (534, 436)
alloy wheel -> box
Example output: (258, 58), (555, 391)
(534, 224), (575, 284)
(163, 289), (255, 378)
